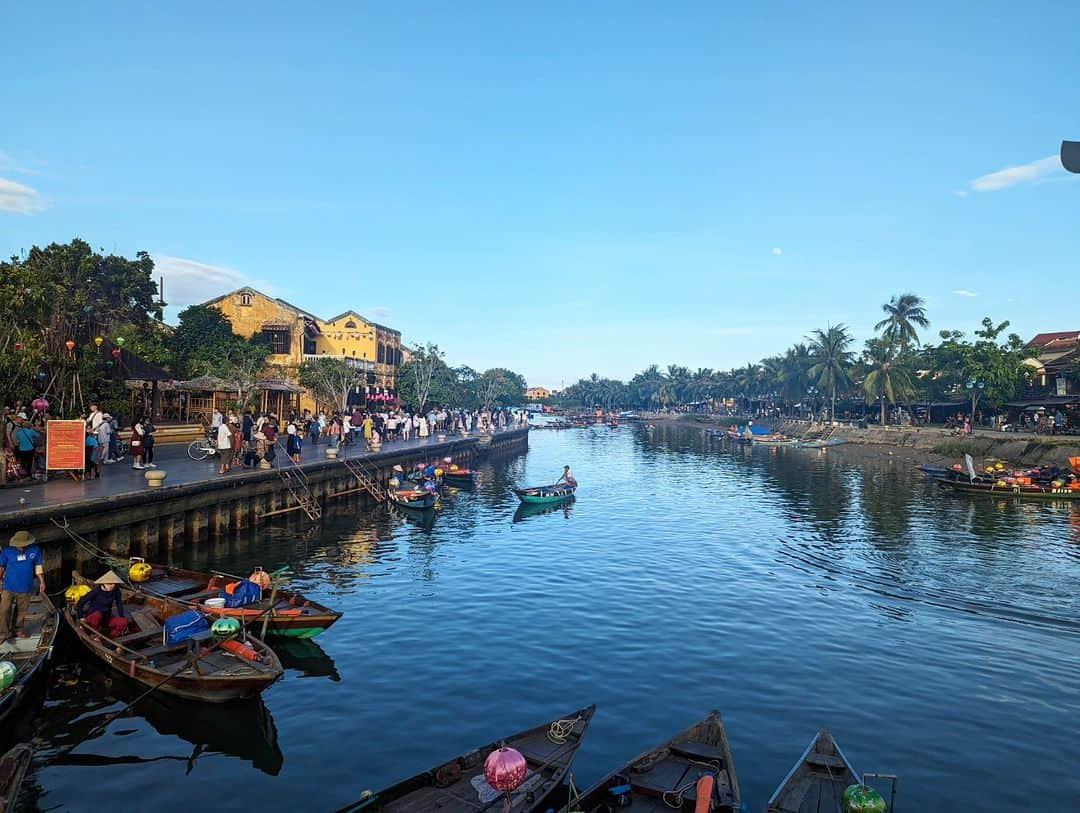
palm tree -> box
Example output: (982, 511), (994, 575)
(862, 338), (915, 425)
(780, 343), (813, 410)
(807, 324), (854, 422)
(875, 293), (929, 349)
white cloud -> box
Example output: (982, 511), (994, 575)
(152, 255), (279, 308)
(0, 177), (45, 214)
(366, 306), (393, 320)
(772, 247), (782, 256)
(952, 289), (978, 297)
(969, 155), (1064, 192)
(0, 150), (38, 176)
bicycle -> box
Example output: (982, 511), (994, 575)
(187, 431), (219, 461)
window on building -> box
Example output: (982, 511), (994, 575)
(303, 336), (316, 355)
(377, 343), (385, 364)
(262, 329), (291, 355)
(345, 320), (357, 329)
(239, 293), (252, 306)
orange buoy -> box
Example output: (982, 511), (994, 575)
(695, 775), (714, 813)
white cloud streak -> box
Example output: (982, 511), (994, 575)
(152, 255), (279, 308)
(0, 150), (38, 176)
(952, 289), (978, 297)
(969, 155), (1064, 192)
(0, 177), (45, 214)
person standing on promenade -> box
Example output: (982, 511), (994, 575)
(211, 406), (223, 431)
(287, 420), (302, 463)
(217, 416), (233, 474)
(130, 416), (146, 469)
(97, 412), (114, 463)
(401, 411), (412, 442)
(86, 404), (104, 434)
(142, 415), (157, 468)
(84, 427), (101, 480)
(0, 531), (46, 643)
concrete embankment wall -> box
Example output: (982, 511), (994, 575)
(3, 428), (528, 581)
(775, 420), (1080, 467)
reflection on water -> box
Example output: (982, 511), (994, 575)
(20, 423), (1080, 812)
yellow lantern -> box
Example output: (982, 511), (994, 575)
(64, 584), (92, 602)
(129, 562), (153, 583)
(94, 336), (104, 348)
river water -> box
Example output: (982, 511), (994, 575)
(15, 423), (1080, 811)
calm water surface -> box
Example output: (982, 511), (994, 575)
(16, 424), (1080, 811)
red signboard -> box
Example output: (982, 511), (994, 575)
(46, 419), (86, 470)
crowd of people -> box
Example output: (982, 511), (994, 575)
(1, 400), (529, 484)
(205, 404), (529, 475)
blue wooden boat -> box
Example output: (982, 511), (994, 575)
(514, 485), (577, 505)
(0, 593), (58, 729)
(388, 488), (440, 510)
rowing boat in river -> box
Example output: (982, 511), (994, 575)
(63, 573), (283, 703)
(388, 487), (440, 509)
(133, 562), (341, 639)
(766, 729), (858, 813)
(514, 485), (577, 505)
(335, 705), (596, 813)
(559, 710), (740, 812)
(936, 478), (1080, 500)
(0, 743), (32, 812)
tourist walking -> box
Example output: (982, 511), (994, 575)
(97, 412), (114, 463)
(287, 420), (302, 463)
(142, 415), (157, 467)
(0, 530), (46, 643)
(84, 427), (101, 480)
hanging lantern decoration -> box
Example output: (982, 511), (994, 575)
(31, 398), (49, 414)
(115, 336), (125, 346)
(106, 361), (114, 368)
(484, 747), (527, 796)
(94, 336), (104, 350)
(14, 341), (22, 351)
(112, 348), (122, 361)
(37, 371), (47, 383)
(65, 340), (76, 355)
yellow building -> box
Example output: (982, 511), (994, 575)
(526, 386), (551, 401)
(202, 288), (402, 410)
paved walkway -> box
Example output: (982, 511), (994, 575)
(0, 427), (526, 516)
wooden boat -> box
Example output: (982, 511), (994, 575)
(796, 438), (846, 449)
(0, 743), (32, 812)
(63, 573), (283, 703)
(752, 435), (798, 447)
(765, 729), (858, 813)
(560, 710), (739, 812)
(335, 705), (596, 813)
(514, 485), (577, 505)
(388, 486), (440, 510)
(936, 478), (1080, 500)
(442, 467), (477, 486)
(132, 561), (342, 639)
(0, 592), (59, 729)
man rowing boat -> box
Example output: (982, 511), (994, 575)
(555, 465), (578, 488)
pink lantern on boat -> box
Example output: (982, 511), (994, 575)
(485, 746), (528, 811)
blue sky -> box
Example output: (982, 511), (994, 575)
(2, 3), (1077, 388)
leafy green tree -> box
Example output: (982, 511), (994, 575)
(862, 338), (915, 425)
(474, 368), (526, 411)
(875, 293), (930, 349)
(930, 318), (1029, 422)
(807, 324), (854, 422)
(299, 357), (363, 412)
(169, 305), (243, 378)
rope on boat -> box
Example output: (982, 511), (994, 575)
(547, 716), (582, 744)
(661, 759), (722, 809)
(51, 517), (128, 571)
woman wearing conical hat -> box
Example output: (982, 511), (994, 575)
(75, 570), (127, 637)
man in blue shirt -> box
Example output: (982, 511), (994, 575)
(0, 530), (46, 642)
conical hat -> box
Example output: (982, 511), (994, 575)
(94, 570), (124, 585)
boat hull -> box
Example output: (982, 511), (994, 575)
(136, 564), (342, 638)
(337, 705), (596, 813)
(766, 729), (859, 813)
(515, 486), (577, 505)
(938, 479), (1080, 500)
(0, 593), (58, 729)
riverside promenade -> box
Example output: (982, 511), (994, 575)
(0, 427), (530, 576)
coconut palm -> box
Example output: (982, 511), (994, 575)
(807, 324), (855, 422)
(875, 293), (929, 349)
(862, 338), (915, 425)
(780, 343), (813, 408)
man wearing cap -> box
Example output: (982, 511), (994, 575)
(0, 531), (46, 642)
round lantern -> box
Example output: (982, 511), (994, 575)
(0, 661), (16, 692)
(484, 747), (528, 794)
(129, 562), (153, 583)
(94, 336), (104, 348)
(211, 617), (241, 639)
(32, 398), (49, 413)
(64, 584), (92, 603)
(65, 340), (76, 354)
(115, 336), (125, 346)
(841, 784), (887, 813)
(14, 341), (22, 351)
